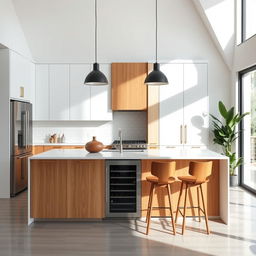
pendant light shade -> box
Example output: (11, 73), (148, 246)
(145, 0), (168, 86)
(84, 0), (108, 85)
(145, 63), (168, 85)
(84, 63), (108, 85)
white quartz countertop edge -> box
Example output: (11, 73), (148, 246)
(30, 149), (228, 160)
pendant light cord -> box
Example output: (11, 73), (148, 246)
(95, 0), (98, 63)
(156, 0), (158, 63)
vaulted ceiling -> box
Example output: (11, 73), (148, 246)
(12, 0), (233, 69)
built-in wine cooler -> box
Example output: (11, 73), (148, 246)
(106, 160), (141, 217)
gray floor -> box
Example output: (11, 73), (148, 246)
(0, 187), (256, 256)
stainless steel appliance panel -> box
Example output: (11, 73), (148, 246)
(10, 100), (33, 196)
(10, 100), (32, 156)
(10, 153), (31, 196)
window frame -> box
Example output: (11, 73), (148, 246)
(241, 0), (256, 43)
(239, 64), (256, 194)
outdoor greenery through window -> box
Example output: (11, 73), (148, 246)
(242, 0), (256, 41)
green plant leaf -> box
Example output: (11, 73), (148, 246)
(226, 107), (235, 124)
(218, 101), (228, 118)
(210, 114), (222, 124)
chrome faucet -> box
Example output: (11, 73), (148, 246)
(118, 129), (123, 154)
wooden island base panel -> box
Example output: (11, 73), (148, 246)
(28, 149), (229, 225)
(30, 160), (105, 219)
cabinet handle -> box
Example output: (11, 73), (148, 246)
(184, 125), (187, 144)
(180, 125), (183, 144)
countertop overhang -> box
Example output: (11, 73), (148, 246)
(30, 148), (228, 160)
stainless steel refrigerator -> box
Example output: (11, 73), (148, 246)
(10, 100), (32, 197)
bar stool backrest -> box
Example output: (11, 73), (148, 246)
(151, 161), (176, 183)
(189, 161), (213, 184)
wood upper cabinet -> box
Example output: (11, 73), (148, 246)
(111, 63), (148, 110)
(30, 160), (105, 219)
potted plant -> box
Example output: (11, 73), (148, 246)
(211, 101), (249, 186)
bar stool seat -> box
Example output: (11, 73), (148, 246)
(145, 161), (176, 235)
(178, 176), (210, 184)
(175, 161), (213, 235)
(146, 176), (176, 184)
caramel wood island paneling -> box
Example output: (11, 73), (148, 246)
(30, 160), (68, 218)
(67, 160), (105, 218)
(111, 63), (148, 110)
(30, 160), (105, 219)
(141, 159), (220, 218)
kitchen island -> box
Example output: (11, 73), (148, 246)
(28, 148), (229, 225)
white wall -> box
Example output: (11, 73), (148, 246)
(0, 0), (32, 59)
(33, 112), (147, 145)
(13, 0), (231, 117)
(0, 49), (10, 198)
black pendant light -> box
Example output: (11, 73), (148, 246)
(145, 0), (168, 86)
(84, 0), (108, 85)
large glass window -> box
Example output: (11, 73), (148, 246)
(240, 67), (256, 192)
(242, 0), (256, 41)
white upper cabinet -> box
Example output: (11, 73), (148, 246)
(9, 51), (34, 102)
(70, 64), (91, 120)
(35, 65), (49, 120)
(90, 64), (112, 121)
(159, 63), (208, 147)
(35, 63), (112, 121)
(49, 65), (69, 120)
(183, 64), (208, 146)
(160, 64), (183, 146)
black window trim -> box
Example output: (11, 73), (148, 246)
(238, 64), (256, 194)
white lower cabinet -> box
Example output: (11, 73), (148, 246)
(35, 63), (112, 121)
(159, 63), (208, 147)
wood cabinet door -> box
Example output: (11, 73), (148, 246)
(32, 146), (44, 155)
(35, 64), (49, 120)
(30, 160), (68, 218)
(159, 64), (184, 146)
(69, 64), (91, 120)
(49, 65), (69, 120)
(111, 63), (148, 110)
(183, 63), (208, 146)
(67, 160), (105, 218)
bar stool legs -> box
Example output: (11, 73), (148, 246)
(182, 183), (188, 235)
(175, 181), (183, 223)
(167, 185), (176, 235)
(176, 182), (210, 235)
(197, 187), (201, 222)
(146, 183), (155, 235)
(146, 184), (176, 235)
(200, 184), (210, 234)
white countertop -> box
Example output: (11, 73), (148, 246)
(33, 143), (85, 146)
(30, 148), (228, 160)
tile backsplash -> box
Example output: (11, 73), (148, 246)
(33, 112), (147, 145)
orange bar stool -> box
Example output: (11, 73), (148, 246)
(145, 161), (176, 235)
(175, 161), (213, 235)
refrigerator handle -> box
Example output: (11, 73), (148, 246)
(21, 112), (26, 148)
(26, 111), (29, 149)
